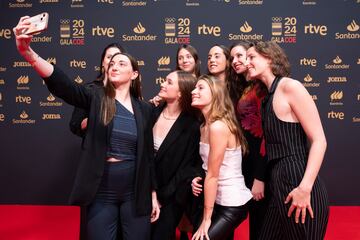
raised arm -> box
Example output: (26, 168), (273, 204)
(13, 16), (53, 77)
(13, 16), (91, 109)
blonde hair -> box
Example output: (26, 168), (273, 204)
(200, 75), (248, 154)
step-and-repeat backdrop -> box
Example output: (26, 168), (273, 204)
(0, 0), (359, 205)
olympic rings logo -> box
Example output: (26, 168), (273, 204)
(165, 18), (176, 23)
(271, 17), (282, 22)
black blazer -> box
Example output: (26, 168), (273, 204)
(152, 104), (202, 207)
(44, 66), (156, 216)
(69, 80), (103, 138)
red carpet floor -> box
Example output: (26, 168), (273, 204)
(0, 205), (359, 239)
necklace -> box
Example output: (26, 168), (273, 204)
(162, 111), (178, 121)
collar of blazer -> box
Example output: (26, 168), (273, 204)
(154, 108), (192, 162)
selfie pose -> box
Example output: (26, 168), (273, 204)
(13, 16), (160, 240)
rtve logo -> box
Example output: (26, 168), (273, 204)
(155, 77), (165, 85)
(304, 24), (327, 36)
(197, 24), (221, 37)
(133, 23), (146, 34)
(15, 95), (31, 104)
(0, 29), (11, 39)
(97, 0), (114, 3)
(300, 58), (317, 66)
(70, 59), (87, 68)
(92, 26), (115, 37)
(328, 111), (344, 120)
(158, 57), (170, 67)
(0, 113), (4, 122)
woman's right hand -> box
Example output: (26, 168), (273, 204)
(191, 177), (203, 197)
(13, 16), (33, 55)
(148, 95), (162, 107)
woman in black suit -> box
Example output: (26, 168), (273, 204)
(69, 42), (125, 138)
(151, 70), (201, 240)
(14, 17), (160, 240)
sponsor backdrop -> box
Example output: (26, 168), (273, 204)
(0, 0), (359, 205)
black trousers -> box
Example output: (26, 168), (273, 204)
(151, 200), (184, 240)
(247, 198), (269, 240)
(259, 158), (329, 240)
(86, 161), (150, 240)
(193, 203), (248, 240)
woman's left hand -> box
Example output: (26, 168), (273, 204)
(150, 191), (160, 223)
(192, 219), (211, 240)
(285, 186), (314, 224)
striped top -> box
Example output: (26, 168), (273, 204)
(107, 100), (137, 161)
(261, 77), (308, 162)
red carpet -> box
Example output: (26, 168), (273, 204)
(177, 206), (360, 240)
(0, 205), (358, 239)
(0, 205), (80, 240)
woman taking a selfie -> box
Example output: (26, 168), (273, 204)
(13, 16), (160, 240)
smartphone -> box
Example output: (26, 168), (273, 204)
(22, 12), (49, 35)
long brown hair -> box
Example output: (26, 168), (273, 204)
(229, 41), (268, 104)
(207, 44), (231, 85)
(200, 75), (248, 154)
(228, 41), (251, 103)
(101, 52), (142, 125)
(97, 42), (126, 81)
(176, 70), (198, 115)
(176, 44), (201, 77)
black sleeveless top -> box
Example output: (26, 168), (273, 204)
(261, 77), (308, 162)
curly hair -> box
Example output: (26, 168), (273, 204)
(249, 41), (291, 77)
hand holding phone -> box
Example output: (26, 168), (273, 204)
(22, 12), (49, 35)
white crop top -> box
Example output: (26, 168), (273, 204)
(199, 142), (252, 207)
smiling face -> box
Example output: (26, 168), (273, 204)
(177, 48), (196, 74)
(207, 46), (227, 76)
(102, 47), (122, 77)
(231, 45), (248, 75)
(107, 54), (138, 86)
(246, 46), (271, 79)
(191, 79), (212, 111)
(158, 71), (181, 102)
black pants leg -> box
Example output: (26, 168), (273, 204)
(151, 201), (184, 240)
(86, 161), (151, 240)
(259, 158), (329, 240)
(207, 203), (248, 240)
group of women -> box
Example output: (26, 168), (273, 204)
(13, 16), (329, 240)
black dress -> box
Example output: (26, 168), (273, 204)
(259, 76), (329, 240)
